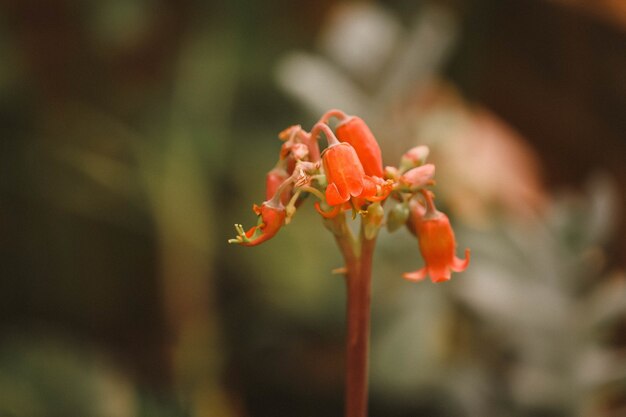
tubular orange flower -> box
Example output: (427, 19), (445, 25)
(336, 116), (384, 177)
(403, 192), (470, 283)
(322, 142), (367, 206)
(228, 201), (286, 247)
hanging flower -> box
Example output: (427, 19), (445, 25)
(403, 192), (470, 283)
(336, 116), (384, 177)
(228, 201), (286, 247)
(322, 142), (369, 206)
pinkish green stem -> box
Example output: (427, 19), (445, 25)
(311, 122), (340, 147)
(319, 108), (349, 124)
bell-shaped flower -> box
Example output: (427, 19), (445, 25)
(322, 142), (368, 206)
(336, 116), (384, 177)
(403, 192), (469, 283)
(228, 199), (286, 247)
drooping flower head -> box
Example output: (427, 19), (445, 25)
(403, 191), (470, 283)
(230, 109), (469, 284)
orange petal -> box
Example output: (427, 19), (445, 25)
(323, 143), (365, 199)
(314, 202), (342, 218)
(345, 174), (364, 198)
(451, 249), (470, 272)
(358, 176), (377, 199)
(325, 182), (349, 206)
(402, 268), (428, 282)
(429, 267), (451, 283)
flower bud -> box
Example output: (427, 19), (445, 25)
(384, 166), (400, 180)
(387, 202), (409, 232)
(398, 164), (435, 191)
(363, 202), (384, 240)
(400, 145), (429, 172)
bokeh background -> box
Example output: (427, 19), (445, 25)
(0, 0), (625, 416)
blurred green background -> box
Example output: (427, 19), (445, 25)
(0, 1), (625, 416)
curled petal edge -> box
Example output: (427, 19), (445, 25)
(451, 249), (471, 272)
(402, 268), (428, 282)
(315, 202), (342, 219)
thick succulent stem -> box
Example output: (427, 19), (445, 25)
(333, 218), (376, 417)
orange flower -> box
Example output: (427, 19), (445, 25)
(228, 201), (286, 247)
(336, 116), (384, 177)
(403, 192), (469, 283)
(322, 142), (368, 206)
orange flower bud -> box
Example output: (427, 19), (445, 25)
(336, 116), (383, 177)
(322, 143), (366, 206)
(403, 193), (469, 283)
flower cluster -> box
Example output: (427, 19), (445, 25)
(229, 110), (469, 283)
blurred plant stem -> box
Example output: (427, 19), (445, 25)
(145, 135), (227, 416)
(330, 216), (376, 417)
(139, 27), (240, 417)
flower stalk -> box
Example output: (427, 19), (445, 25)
(343, 232), (375, 417)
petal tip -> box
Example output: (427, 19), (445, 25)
(402, 268), (428, 282)
(451, 248), (470, 272)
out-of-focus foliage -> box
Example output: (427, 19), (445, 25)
(0, 1), (237, 416)
(0, 332), (182, 417)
